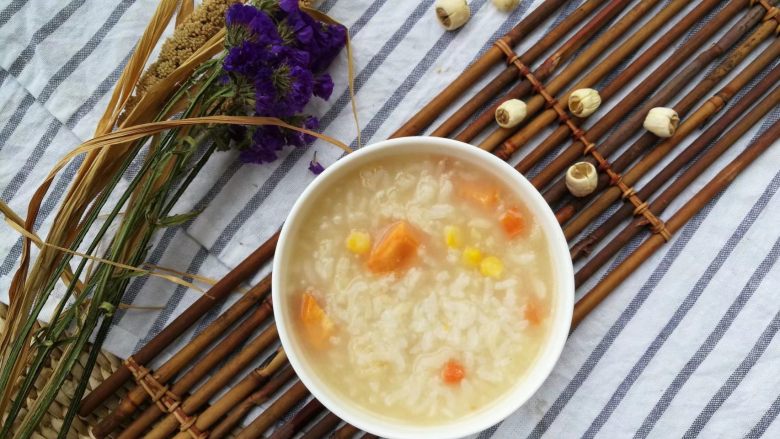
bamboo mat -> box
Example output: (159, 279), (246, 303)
(0, 303), (124, 438)
(0, 301), (258, 438)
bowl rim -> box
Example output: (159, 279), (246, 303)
(272, 136), (574, 439)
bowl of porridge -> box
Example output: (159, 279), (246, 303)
(272, 136), (573, 439)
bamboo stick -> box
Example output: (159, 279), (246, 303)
(483, 0), (674, 153)
(267, 398), (325, 439)
(539, 13), (779, 203)
(335, 423), (361, 438)
(144, 327), (281, 439)
(165, 348), (287, 439)
(112, 300), (274, 438)
(235, 381), (311, 439)
(241, 374), (367, 438)
(390, 0), (570, 138)
(432, 0), (613, 138)
(79, 230), (279, 416)
(210, 364), (297, 439)
(300, 412), (342, 439)
(559, 37), (780, 231)
(571, 79), (780, 286)
(90, 278), (272, 437)
(572, 118), (780, 328)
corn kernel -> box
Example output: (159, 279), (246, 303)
(346, 230), (372, 254)
(444, 225), (462, 248)
(462, 246), (482, 267)
(480, 256), (504, 278)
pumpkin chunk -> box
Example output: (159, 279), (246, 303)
(300, 291), (335, 347)
(366, 221), (420, 273)
(457, 182), (501, 210)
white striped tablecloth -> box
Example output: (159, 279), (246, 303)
(0, 0), (779, 437)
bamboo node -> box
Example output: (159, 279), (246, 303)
(751, 0), (780, 27)
(621, 186), (637, 200)
(709, 95), (727, 112)
(605, 169), (622, 186)
(495, 143), (512, 161)
(633, 201), (649, 216)
(547, 96), (562, 110)
(495, 38), (524, 69)
(752, 0), (779, 20)
(261, 295), (274, 311)
(151, 385), (171, 403)
(766, 7), (780, 22)
(124, 356), (150, 380)
(590, 150), (608, 171)
(125, 354), (199, 432)
(253, 367), (268, 380)
(582, 142), (596, 155)
(172, 408), (208, 438)
(177, 414), (196, 430)
(652, 222), (673, 241)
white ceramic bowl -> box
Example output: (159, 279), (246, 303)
(273, 136), (574, 439)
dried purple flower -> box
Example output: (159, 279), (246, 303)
(249, 13), (283, 45)
(226, 4), (258, 27)
(240, 125), (287, 164)
(312, 74), (333, 99)
(308, 151), (325, 174)
(219, 0), (346, 166)
(279, 65), (314, 115)
(309, 22), (347, 73)
(280, 0), (316, 44)
(286, 116), (319, 147)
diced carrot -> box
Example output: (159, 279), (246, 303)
(499, 208), (525, 238)
(300, 291), (335, 347)
(441, 360), (465, 384)
(457, 182), (501, 210)
(366, 221), (420, 273)
(524, 298), (545, 326)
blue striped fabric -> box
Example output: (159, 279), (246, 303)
(1, 0), (779, 437)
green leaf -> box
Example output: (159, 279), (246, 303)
(155, 209), (202, 227)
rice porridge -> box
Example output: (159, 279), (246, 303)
(286, 154), (555, 423)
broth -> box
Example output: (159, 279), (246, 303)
(286, 154), (555, 423)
